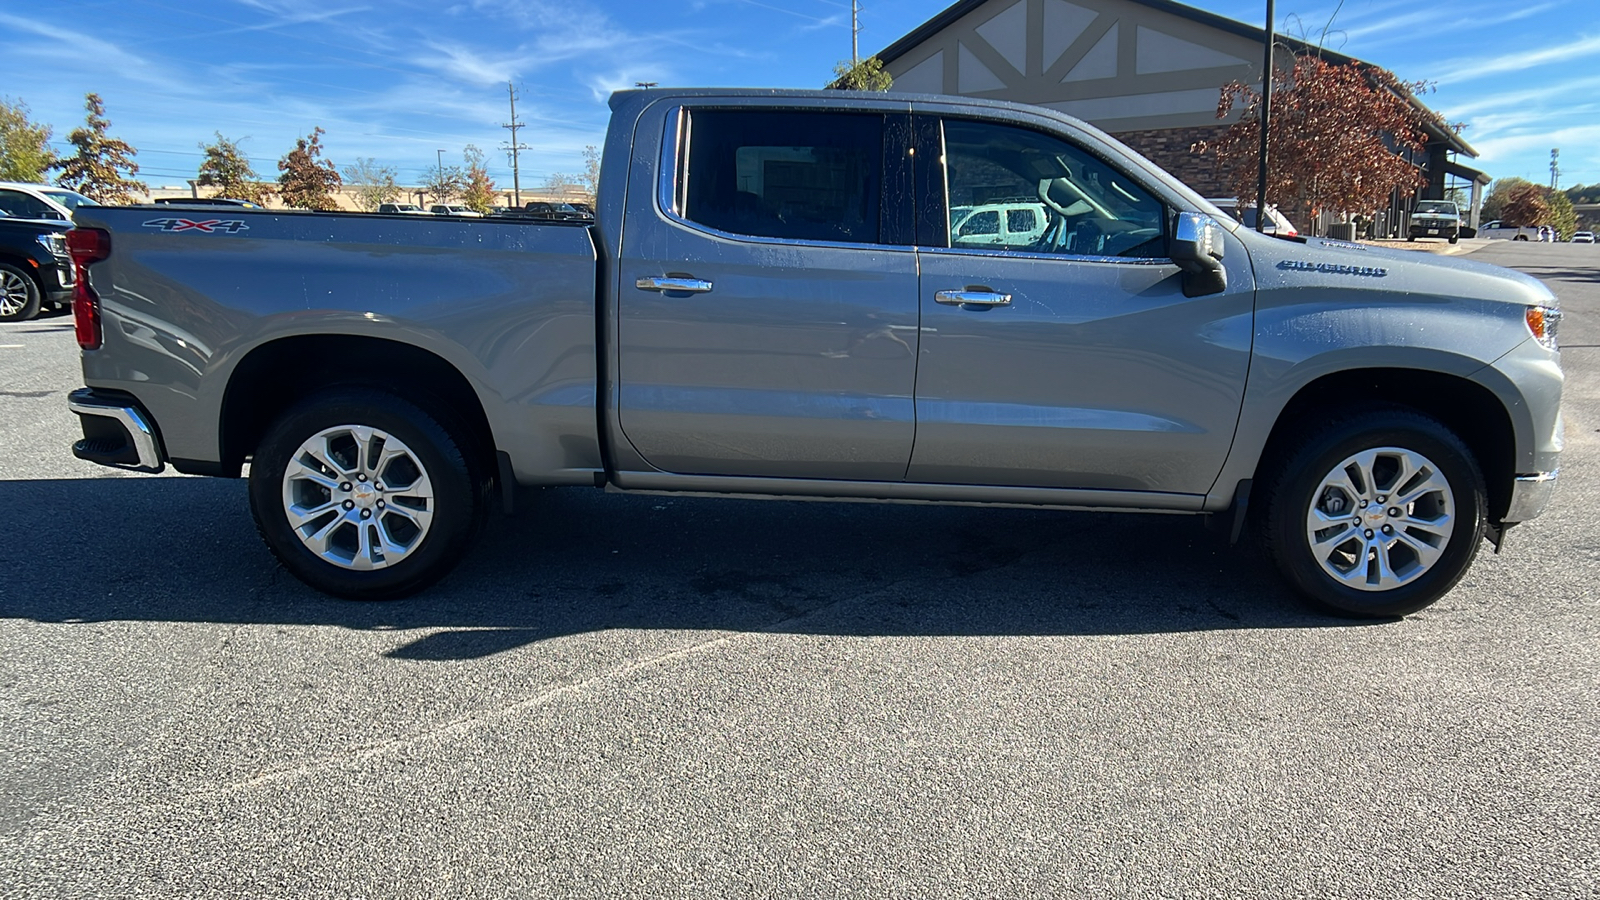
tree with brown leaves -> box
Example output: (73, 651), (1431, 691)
(1200, 56), (1442, 220)
(1500, 182), (1550, 228)
(54, 93), (146, 204)
(277, 127), (342, 211)
(460, 144), (497, 214)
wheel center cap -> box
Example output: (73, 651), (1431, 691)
(352, 482), (377, 506)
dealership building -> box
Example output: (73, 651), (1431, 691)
(874, 0), (1488, 233)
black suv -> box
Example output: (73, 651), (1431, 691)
(0, 214), (73, 321)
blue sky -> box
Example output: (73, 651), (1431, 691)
(1, 0), (1593, 191)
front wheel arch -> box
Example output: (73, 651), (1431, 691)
(1250, 368), (1517, 523)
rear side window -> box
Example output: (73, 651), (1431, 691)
(682, 110), (882, 244)
(0, 190), (58, 219)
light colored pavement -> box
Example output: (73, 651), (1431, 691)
(1, 243), (1597, 898)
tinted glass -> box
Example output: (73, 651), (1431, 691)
(40, 189), (94, 211)
(684, 110), (882, 244)
(941, 120), (1165, 258)
(0, 190), (57, 219)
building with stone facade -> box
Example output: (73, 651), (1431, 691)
(874, 0), (1487, 234)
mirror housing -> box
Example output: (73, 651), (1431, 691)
(1172, 212), (1226, 297)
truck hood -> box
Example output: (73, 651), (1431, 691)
(1241, 232), (1557, 309)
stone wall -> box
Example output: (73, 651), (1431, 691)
(1110, 124), (1234, 199)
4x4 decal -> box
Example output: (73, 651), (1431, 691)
(142, 218), (250, 234)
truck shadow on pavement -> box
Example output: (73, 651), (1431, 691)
(0, 476), (1376, 658)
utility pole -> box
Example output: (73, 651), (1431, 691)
(852, 0), (861, 65)
(501, 82), (530, 207)
(1254, 0), (1275, 233)
(1550, 148), (1560, 191)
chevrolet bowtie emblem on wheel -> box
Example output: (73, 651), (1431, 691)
(141, 218), (250, 234)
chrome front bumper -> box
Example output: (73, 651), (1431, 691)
(1503, 470), (1558, 523)
(68, 388), (166, 473)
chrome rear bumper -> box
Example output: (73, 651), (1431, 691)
(68, 388), (165, 473)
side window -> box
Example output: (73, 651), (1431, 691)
(957, 210), (998, 238)
(940, 120), (1166, 259)
(682, 110), (882, 244)
(0, 190), (52, 219)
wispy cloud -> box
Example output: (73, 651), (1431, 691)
(1435, 33), (1600, 84)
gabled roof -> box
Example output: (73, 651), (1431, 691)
(872, 0), (1476, 157)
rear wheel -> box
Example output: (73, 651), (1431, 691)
(1261, 409), (1486, 617)
(0, 264), (41, 322)
(248, 388), (487, 599)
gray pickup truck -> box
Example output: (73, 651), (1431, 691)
(64, 89), (1563, 617)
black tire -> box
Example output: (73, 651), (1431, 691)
(1449, 235), (1459, 244)
(248, 387), (488, 599)
(0, 263), (42, 322)
(1514, 234), (1528, 241)
(1407, 235), (1416, 242)
(1259, 408), (1486, 618)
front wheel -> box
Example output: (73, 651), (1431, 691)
(1448, 235), (1459, 244)
(0, 264), (41, 322)
(248, 388), (486, 599)
(1261, 409), (1486, 617)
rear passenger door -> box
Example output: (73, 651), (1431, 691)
(616, 106), (920, 482)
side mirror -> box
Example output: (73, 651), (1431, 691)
(1172, 211), (1226, 297)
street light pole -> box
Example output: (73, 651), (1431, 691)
(1255, 0), (1275, 233)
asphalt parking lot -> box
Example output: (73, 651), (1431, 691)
(2, 241), (1596, 898)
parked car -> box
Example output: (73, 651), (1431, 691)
(1204, 198), (1298, 236)
(1478, 220), (1541, 241)
(519, 201), (590, 221)
(1572, 231), (1595, 243)
(152, 197), (264, 208)
(65, 88), (1562, 619)
(428, 204), (484, 217)
(0, 214), (73, 321)
(0, 182), (97, 222)
(377, 203), (430, 215)
(949, 201), (1050, 249)
(1407, 200), (1462, 244)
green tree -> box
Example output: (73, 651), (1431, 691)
(196, 133), (272, 205)
(828, 57), (893, 91)
(0, 97), (56, 183)
(54, 93), (145, 203)
(460, 145), (496, 214)
(277, 127), (341, 210)
(1547, 190), (1577, 240)
(340, 157), (400, 211)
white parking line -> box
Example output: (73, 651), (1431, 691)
(0, 344), (25, 349)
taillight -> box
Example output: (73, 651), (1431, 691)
(66, 228), (109, 350)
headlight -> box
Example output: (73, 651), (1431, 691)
(1526, 305), (1561, 351)
(35, 232), (69, 260)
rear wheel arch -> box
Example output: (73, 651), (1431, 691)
(220, 334), (498, 483)
(1252, 368), (1518, 523)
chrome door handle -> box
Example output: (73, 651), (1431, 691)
(636, 276), (713, 293)
(934, 289), (1011, 307)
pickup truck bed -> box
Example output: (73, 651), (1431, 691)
(64, 88), (1564, 619)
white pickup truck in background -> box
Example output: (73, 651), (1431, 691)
(1478, 220), (1542, 241)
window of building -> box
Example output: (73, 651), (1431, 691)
(682, 110), (883, 245)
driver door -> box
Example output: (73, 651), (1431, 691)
(906, 115), (1254, 496)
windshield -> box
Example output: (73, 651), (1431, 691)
(1414, 201), (1458, 214)
(39, 189), (96, 211)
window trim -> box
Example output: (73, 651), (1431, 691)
(655, 104), (914, 254)
(916, 114), (1174, 266)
